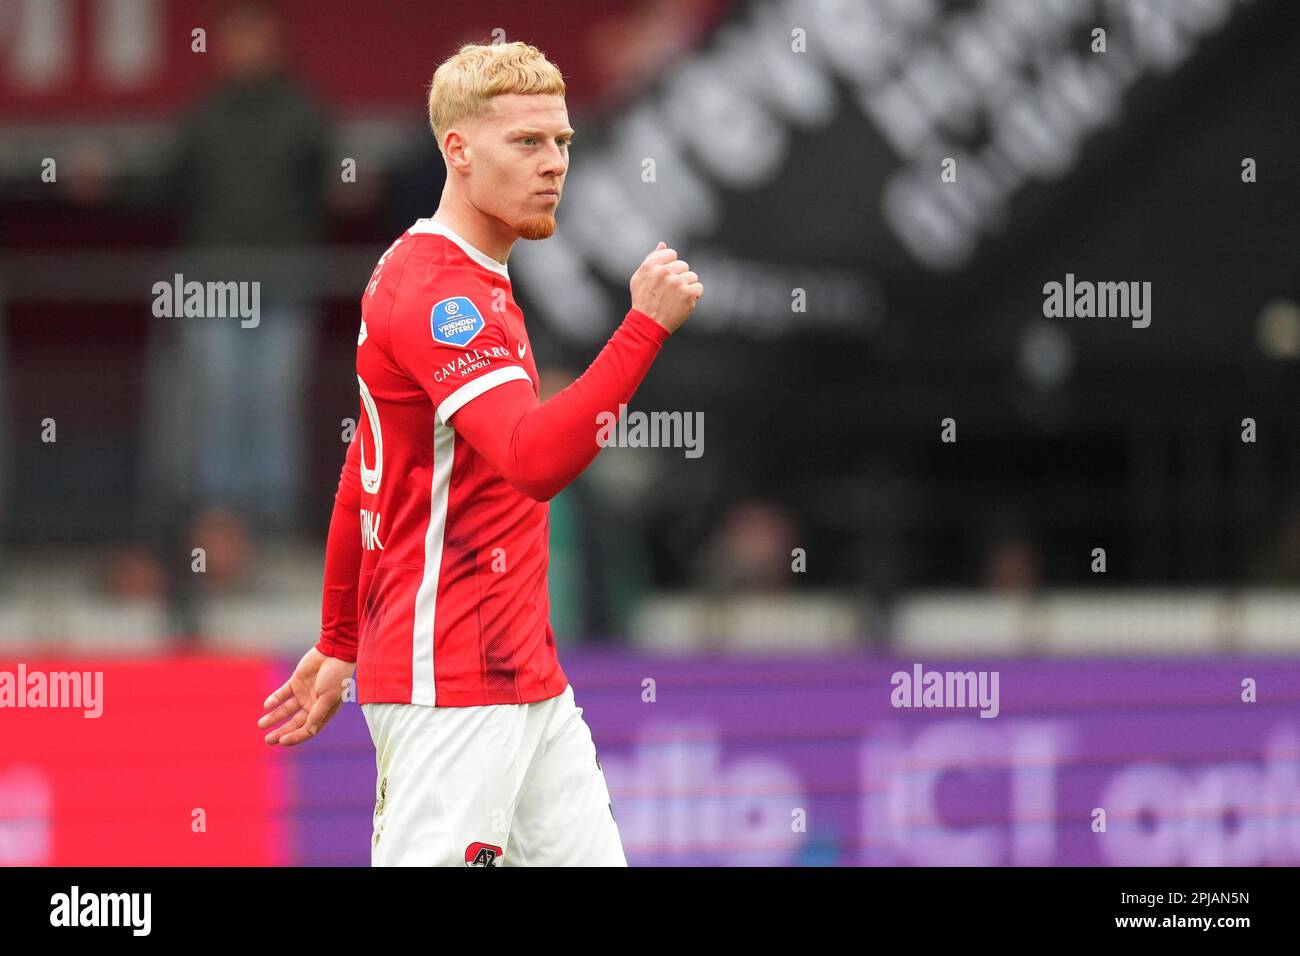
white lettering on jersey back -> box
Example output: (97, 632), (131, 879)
(361, 509), (385, 550)
(366, 237), (404, 298)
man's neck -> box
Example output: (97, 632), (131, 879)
(431, 200), (514, 266)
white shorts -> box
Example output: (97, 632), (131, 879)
(361, 683), (626, 866)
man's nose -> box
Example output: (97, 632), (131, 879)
(539, 144), (567, 175)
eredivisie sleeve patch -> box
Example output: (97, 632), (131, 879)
(430, 296), (486, 348)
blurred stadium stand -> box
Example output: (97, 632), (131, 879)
(1, 0), (1299, 870)
(2, 0), (1297, 654)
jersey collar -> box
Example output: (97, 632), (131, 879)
(408, 218), (510, 281)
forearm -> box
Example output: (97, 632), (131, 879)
(315, 433), (363, 661)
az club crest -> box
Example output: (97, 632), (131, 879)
(464, 842), (502, 867)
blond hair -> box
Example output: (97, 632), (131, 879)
(427, 41), (565, 154)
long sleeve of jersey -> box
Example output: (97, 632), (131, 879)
(314, 428), (363, 663)
(449, 308), (671, 501)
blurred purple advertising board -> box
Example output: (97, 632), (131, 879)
(288, 654), (1300, 866)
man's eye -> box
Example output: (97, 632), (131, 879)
(522, 138), (536, 146)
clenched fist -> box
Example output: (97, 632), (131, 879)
(630, 241), (703, 334)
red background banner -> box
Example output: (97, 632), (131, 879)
(0, 656), (285, 866)
(0, 0), (730, 120)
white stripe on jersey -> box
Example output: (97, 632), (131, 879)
(437, 365), (532, 424)
(411, 418), (457, 705)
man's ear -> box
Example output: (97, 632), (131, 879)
(444, 130), (471, 171)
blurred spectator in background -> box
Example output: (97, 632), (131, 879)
(585, 0), (724, 111)
(977, 509), (1043, 594)
(0, 294), (9, 588)
(134, 0), (333, 598)
(982, 534), (1044, 594)
(695, 499), (801, 593)
(1252, 502), (1300, 584)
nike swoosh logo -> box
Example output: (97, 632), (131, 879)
(518, 341), (527, 359)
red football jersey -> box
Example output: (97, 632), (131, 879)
(351, 218), (565, 706)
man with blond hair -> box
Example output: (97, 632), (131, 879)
(258, 41), (702, 866)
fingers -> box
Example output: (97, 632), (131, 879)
(644, 247), (678, 267)
(262, 680), (294, 711)
(278, 694), (339, 747)
(666, 263), (701, 293)
(257, 695), (302, 730)
(631, 242), (702, 324)
(644, 240), (687, 267)
(305, 693), (339, 736)
(265, 708), (308, 746)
